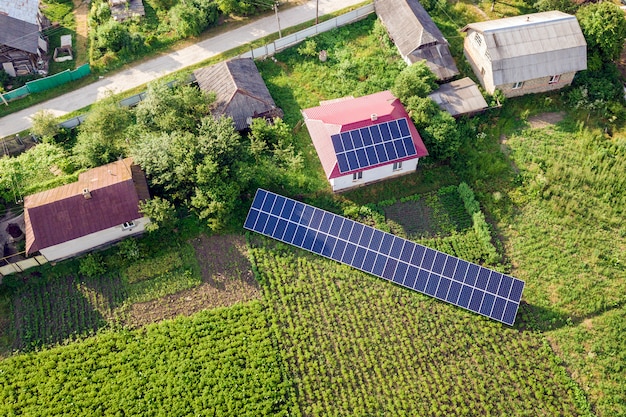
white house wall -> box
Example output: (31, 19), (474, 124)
(330, 158), (419, 192)
(40, 217), (150, 262)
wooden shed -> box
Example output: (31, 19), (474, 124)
(428, 77), (488, 117)
(375, 0), (459, 80)
(193, 58), (283, 131)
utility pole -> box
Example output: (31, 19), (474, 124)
(275, 2), (282, 38)
(316, 0), (319, 25)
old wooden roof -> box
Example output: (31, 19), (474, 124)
(193, 58), (283, 131)
(375, 0), (459, 80)
(462, 11), (587, 85)
(24, 158), (150, 255)
(0, 0), (39, 25)
(428, 77), (488, 117)
(0, 15), (39, 54)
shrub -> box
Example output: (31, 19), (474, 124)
(391, 61), (438, 102)
(79, 253), (107, 277)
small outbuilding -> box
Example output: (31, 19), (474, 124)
(193, 58), (283, 131)
(375, 0), (459, 80)
(428, 77), (488, 117)
(461, 11), (587, 97)
(24, 158), (151, 262)
(0, 0), (49, 76)
(302, 90), (428, 192)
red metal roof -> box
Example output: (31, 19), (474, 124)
(24, 158), (150, 255)
(302, 90), (428, 179)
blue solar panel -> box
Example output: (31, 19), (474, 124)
(330, 118), (418, 174)
(244, 189), (525, 326)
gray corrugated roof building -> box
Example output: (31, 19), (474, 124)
(461, 11), (587, 97)
(193, 58), (283, 131)
(375, 0), (459, 80)
(428, 77), (488, 117)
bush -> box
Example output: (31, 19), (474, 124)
(79, 253), (107, 277)
(391, 61), (438, 102)
(169, 0), (219, 37)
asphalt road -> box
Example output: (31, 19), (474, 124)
(0, 0), (365, 138)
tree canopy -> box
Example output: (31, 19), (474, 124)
(577, 2), (626, 70)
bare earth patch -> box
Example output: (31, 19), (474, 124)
(528, 111), (565, 129)
(126, 235), (261, 327)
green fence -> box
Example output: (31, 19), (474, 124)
(1, 64), (91, 102)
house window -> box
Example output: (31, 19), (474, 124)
(512, 81), (524, 89)
(484, 50), (491, 62)
(480, 67), (486, 76)
(352, 171), (363, 181)
(122, 221), (135, 230)
(392, 161), (403, 171)
(548, 74), (560, 84)
(473, 33), (482, 48)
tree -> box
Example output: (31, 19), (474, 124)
(391, 61), (438, 102)
(405, 96), (460, 161)
(73, 96), (132, 167)
(577, 3), (626, 70)
(533, 0), (577, 14)
(135, 80), (213, 134)
(30, 110), (59, 142)
(139, 196), (177, 232)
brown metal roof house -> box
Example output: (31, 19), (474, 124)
(24, 158), (151, 262)
(0, 0), (49, 76)
(193, 57), (283, 131)
(375, 0), (459, 80)
(461, 11), (587, 98)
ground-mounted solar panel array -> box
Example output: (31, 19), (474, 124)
(331, 118), (418, 173)
(244, 189), (525, 326)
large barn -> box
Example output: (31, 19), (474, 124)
(461, 11), (587, 97)
(24, 158), (151, 262)
(302, 91), (428, 192)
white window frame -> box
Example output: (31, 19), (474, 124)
(473, 33), (482, 48)
(512, 81), (524, 89)
(122, 221), (136, 230)
(392, 161), (403, 171)
(352, 171), (363, 181)
(548, 74), (560, 84)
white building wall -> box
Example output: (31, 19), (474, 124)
(330, 158), (419, 192)
(40, 217), (150, 262)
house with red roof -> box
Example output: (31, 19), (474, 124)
(24, 158), (151, 262)
(302, 90), (428, 192)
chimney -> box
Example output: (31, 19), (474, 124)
(371, 113), (378, 121)
(82, 188), (92, 199)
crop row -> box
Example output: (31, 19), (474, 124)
(0, 301), (296, 416)
(253, 240), (586, 417)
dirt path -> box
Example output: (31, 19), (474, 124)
(72, 0), (89, 64)
(527, 111), (565, 129)
(125, 235), (262, 327)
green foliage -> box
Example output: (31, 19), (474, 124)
(116, 238), (142, 262)
(134, 80), (213, 134)
(532, 0), (578, 13)
(297, 39), (318, 58)
(139, 196), (177, 232)
(124, 251), (183, 284)
(216, 0), (271, 16)
(405, 95), (440, 129)
(577, 2), (626, 65)
(79, 253), (107, 277)
(0, 143), (73, 204)
(0, 302), (296, 416)
(151, 0), (179, 10)
(73, 96), (132, 167)
(391, 61), (438, 102)
(250, 240), (588, 416)
(567, 63), (624, 125)
(30, 110), (60, 142)
(457, 182), (480, 216)
(421, 110), (461, 161)
(168, 0), (219, 37)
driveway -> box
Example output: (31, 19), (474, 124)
(0, 0), (366, 138)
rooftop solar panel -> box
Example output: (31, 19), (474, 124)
(244, 189), (525, 326)
(331, 118), (418, 174)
